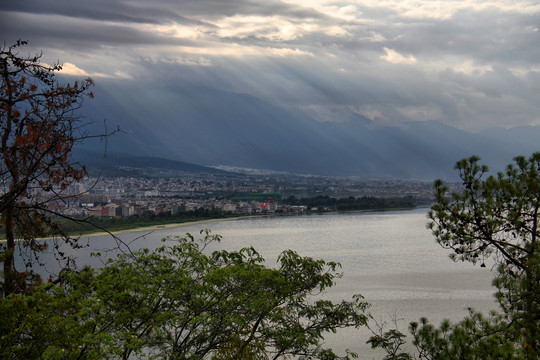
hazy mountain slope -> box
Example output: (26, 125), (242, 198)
(479, 126), (540, 159)
(74, 150), (226, 177)
(80, 81), (539, 180)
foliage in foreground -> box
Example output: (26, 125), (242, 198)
(0, 231), (368, 360)
(369, 153), (540, 359)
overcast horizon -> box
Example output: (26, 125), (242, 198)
(2, 0), (539, 133)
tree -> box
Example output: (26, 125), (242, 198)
(0, 40), (116, 296)
(0, 231), (369, 359)
(369, 153), (539, 359)
(407, 310), (520, 359)
(428, 153), (539, 358)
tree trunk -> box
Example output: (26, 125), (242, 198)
(3, 205), (15, 296)
(524, 206), (538, 359)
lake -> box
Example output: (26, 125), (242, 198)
(35, 208), (499, 357)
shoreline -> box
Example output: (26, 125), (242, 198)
(0, 216), (250, 243)
(1, 206), (425, 242)
(77, 206), (424, 238)
(80, 216), (251, 238)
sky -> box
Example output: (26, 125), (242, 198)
(1, 0), (539, 131)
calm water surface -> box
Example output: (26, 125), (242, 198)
(40, 208), (498, 357)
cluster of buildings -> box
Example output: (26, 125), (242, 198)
(61, 196), (308, 219)
(68, 197), (306, 217)
(51, 171), (441, 220)
(57, 180), (305, 220)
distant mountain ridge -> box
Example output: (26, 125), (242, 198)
(74, 150), (227, 177)
(80, 80), (540, 180)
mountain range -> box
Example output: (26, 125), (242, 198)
(79, 80), (539, 180)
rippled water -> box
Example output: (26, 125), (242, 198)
(33, 208), (499, 357)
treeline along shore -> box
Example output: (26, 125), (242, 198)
(283, 194), (416, 212)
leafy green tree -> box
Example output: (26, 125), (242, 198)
(0, 231), (369, 359)
(367, 314), (412, 360)
(0, 278), (102, 359)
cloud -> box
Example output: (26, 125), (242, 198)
(398, 105), (443, 121)
(1, 0), (539, 131)
(59, 63), (109, 78)
(353, 105), (383, 121)
(452, 60), (493, 75)
(380, 48), (417, 64)
(265, 48), (313, 57)
(360, 0), (540, 20)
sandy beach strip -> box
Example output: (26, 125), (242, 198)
(79, 216), (249, 238)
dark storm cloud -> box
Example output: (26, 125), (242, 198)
(0, 0), (330, 53)
(152, 0), (328, 19)
(0, 11), (200, 51)
(1, 1), (204, 25)
(1, 0), (327, 28)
